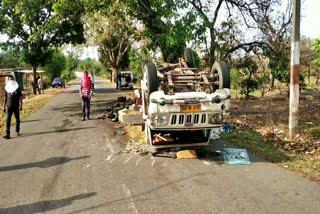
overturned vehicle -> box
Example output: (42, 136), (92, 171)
(141, 48), (231, 148)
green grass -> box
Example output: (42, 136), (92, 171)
(221, 127), (320, 181)
(221, 127), (291, 163)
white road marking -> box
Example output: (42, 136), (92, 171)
(123, 155), (134, 165)
(135, 157), (143, 166)
(113, 150), (122, 155)
(109, 156), (118, 163)
(121, 184), (139, 214)
(151, 159), (155, 167)
(106, 154), (113, 161)
(202, 160), (211, 166)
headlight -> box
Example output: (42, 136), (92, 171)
(153, 115), (169, 126)
(210, 113), (223, 124)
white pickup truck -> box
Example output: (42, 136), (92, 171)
(119, 71), (135, 89)
(141, 48), (231, 148)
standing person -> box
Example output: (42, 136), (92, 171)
(90, 70), (95, 89)
(3, 75), (23, 139)
(116, 72), (122, 90)
(79, 71), (93, 121)
(35, 75), (40, 94)
(37, 76), (44, 94)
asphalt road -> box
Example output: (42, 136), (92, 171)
(0, 79), (319, 214)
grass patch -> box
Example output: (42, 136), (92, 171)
(221, 127), (320, 181)
(283, 153), (320, 181)
(307, 127), (320, 139)
(221, 127), (290, 163)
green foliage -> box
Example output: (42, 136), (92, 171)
(125, 0), (192, 63)
(61, 70), (76, 82)
(79, 58), (94, 71)
(45, 50), (66, 82)
(312, 39), (320, 71)
(0, 48), (26, 68)
(266, 38), (291, 84)
(129, 47), (153, 80)
(192, 49), (201, 68)
(235, 56), (260, 97)
(65, 53), (80, 73)
(257, 74), (270, 97)
(230, 68), (241, 91)
(84, 1), (139, 79)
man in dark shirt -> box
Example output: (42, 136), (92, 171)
(3, 75), (23, 139)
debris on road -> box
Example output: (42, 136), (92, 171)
(176, 150), (198, 159)
(115, 130), (126, 136)
(223, 148), (251, 165)
(122, 144), (151, 156)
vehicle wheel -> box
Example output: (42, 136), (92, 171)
(144, 63), (158, 98)
(184, 48), (195, 68)
(210, 61), (230, 89)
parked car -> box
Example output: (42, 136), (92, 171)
(119, 71), (137, 89)
(52, 77), (65, 88)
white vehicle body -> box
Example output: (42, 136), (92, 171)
(120, 71), (134, 89)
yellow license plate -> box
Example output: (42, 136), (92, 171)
(180, 104), (201, 113)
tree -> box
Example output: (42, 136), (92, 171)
(242, 0), (292, 88)
(63, 52), (80, 81)
(84, 0), (140, 81)
(125, 0), (195, 63)
(300, 37), (315, 84)
(129, 47), (153, 80)
(235, 55), (259, 97)
(0, 0), (85, 94)
(312, 39), (320, 84)
(45, 50), (66, 82)
(0, 48), (26, 68)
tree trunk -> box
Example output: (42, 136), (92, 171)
(307, 66), (311, 85)
(271, 74), (275, 91)
(32, 65), (37, 95)
(209, 27), (216, 66)
(111, 67), (118, 83)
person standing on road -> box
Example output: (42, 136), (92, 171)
(35, 75), (40, 94)
(3, 75), (23, 139)
(90, 70), (95, 89)
(116, 72), (121, 90)
(80, 71), (93, 121)
(37, 76), (44, 94)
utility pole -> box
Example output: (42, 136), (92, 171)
(289, 0), (301, 139)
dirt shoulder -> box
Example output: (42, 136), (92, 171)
(0, 88), (65, 134)
(223, 88), (320, 181)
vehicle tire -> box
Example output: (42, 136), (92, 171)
(184, 48), (195, 68)
(144, 63), (158, 98)
(210, 61), (230, 89)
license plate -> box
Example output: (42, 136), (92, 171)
(180, 104), (201, 113)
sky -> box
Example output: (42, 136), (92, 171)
(301, 0), (320, 39)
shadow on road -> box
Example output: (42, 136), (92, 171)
(0, 156), (90, 172)
(64, 172), (212, 214)
(19, 127), (95, 137)
(0, 192), (96, 214)
(21, 119), (43, 123)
